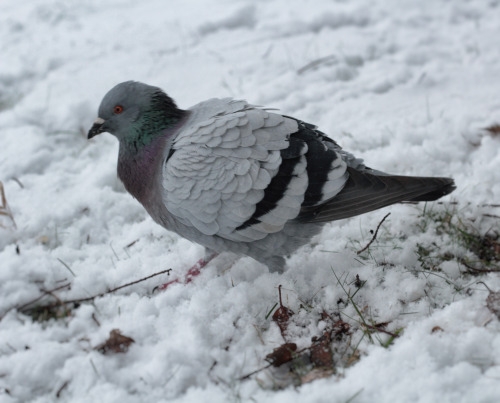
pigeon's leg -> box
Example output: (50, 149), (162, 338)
(265, 256), (286, 273)
(155, 250), (219, 291)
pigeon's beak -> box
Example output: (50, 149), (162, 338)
(88, 117), (106, 139)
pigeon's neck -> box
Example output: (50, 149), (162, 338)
(124, 94), (187, 150)
(117, 110), (189, 209)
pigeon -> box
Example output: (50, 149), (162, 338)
(88, 81), (455, 276)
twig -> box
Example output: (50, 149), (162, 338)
(238, 346), (311, 381)
(92, 313), (101, 327)
(63, 269), (172, 305)
(361, 323), (400, 338)
(482, 214), (500, 219)
(0, 283), (71, 321)
(460, 259), (500, 274)
(15, 283), (71, 312)
(239, 362), (273, 381)
(6, 269), (172, 319)
(44, 289), (69, 313)
(55, 381), (69, 398)
(357, 213), (391, 255)
(126, 239), (139, 248)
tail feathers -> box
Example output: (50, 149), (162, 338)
(298, 167), (455, 223)
(406, 180), (456, 202)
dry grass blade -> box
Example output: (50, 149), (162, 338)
(297, 55), (337, 75)
(0, 181), (17, 229)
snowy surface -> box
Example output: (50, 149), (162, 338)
(1, 0), (500, 402)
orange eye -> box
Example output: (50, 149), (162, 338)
(114, 105), (123, 114)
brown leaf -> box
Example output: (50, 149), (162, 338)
(320, 311), (350, 337)
(95, 329), (135, 354)
(431, 326), (444, 333)
(346, 349), (361, 367)
(485, 123), (500, 136)
(310, 331), (333, 368)
(272, 285), (294, 338)
(332, 319), (350, 336)
(301, 368), (334, 384)
(320, 310), (332, 321)
(486, 290), (500, 320)
(265, 343), (297, 367)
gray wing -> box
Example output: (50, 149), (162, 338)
(162, 99), (348, 242)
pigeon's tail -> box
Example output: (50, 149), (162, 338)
(298, 167), (456, 223)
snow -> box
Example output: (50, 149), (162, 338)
(1, 0), (500, 402)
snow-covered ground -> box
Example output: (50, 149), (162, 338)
(1, 0), (500, 402)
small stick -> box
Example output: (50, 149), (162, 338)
(92, 313), (101, 327)
(361, 323), (400, 338)
(239, 362), (273, 381)
(482, 214), (500, 219)
(55, 381), (69, 398)
(357, 213), (391, 255)
(460, 259), (500, 274)
(238, 346), (312, 381)
(6, 270), (172, 319)
(16, 283), (71, 312)
(63, 269), (172, 305)
(477, 281), (493, 293)
(278, 284), (284, 306)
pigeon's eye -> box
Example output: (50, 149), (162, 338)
(114, 105), (124, 114)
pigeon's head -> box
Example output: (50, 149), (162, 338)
(88, 81), (180, 142)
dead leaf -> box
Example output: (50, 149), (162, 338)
(265, 343), (297, 367)
(95, 329), (135, 354)
(272, 285), (294, 339)
(431, 326), (444, 333)
(321, 311), (350, 337)
(38, 236), (50, 245)
(310, 331), (333, 368)
(300, 368), (334, 384)
(486, 290), (500, 320)
(332, 319), (351, 336)
(484, 123), (500, 136)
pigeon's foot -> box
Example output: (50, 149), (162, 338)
(155, 252), (219, 291)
